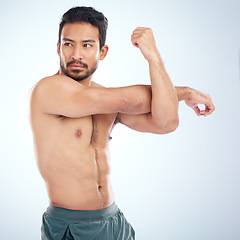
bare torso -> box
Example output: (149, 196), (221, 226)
(30, 80), (117, 210)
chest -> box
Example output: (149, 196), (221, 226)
(90, 113), (117, 144)
(59, 113), (118, 147)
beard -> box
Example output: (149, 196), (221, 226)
(60, 58), (98, 81)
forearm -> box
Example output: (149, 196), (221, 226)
(123, 85), (190, 114)
(148, 55), (179, 128)
(125, 85), (192, 108)
(174, 86), (191, 101)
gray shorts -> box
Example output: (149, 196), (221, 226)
(41, 203), (135, 240)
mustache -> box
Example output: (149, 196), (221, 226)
(67, 60), (88, 68)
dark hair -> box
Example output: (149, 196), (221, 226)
(58, 6), (108, 49)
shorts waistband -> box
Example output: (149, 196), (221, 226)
(45, 203), (120, 221)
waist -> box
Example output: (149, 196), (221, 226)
(45, 202), (119, 221)
(46, 178), (115, 210)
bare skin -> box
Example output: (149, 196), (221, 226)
(30, 23), (215, 210)
(31, 80), (118, 210)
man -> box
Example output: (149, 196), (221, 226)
(30, 6), (215, 240)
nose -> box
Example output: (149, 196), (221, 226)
(71, 46), (83, 60)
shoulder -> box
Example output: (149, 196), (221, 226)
(90, 81), (105, 88)
(32, 75), (84, 96)
(35, 75), (82, 88)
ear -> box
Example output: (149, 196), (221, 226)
(57, 42), (60, 56)
(99, 45), (109, 60)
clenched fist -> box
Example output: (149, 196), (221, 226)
(131, 27), (160, 62)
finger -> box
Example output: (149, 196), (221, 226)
(132, 28), (144, 33)
(133, 27), (148, 32)
(132, 30), (144, 36)
(204, 102), (215, 116)
(131, 34), (142, 42)
(199, 107), (211, 117)
(131, 33), (143, 38)
(200, 110), (208, 117)
(132, 41), (139, 48)
(132, 31), (146, 37)
(131, 34), (145, 44)
(131, 37), (140, 47)
(199, 104), (215, 117)
(132, 28), (151, 37)
(131, 36), (142, 48)
(193, 106), (201, 116)
(207, 102), (215, 114)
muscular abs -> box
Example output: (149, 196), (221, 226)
(31, 110), (117, 210)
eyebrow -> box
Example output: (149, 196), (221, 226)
(63, 38), (96, 43)
(63, 38), (75, 42)
(82, 39), (96, 43)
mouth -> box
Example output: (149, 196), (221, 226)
(69, 64), (85, 70)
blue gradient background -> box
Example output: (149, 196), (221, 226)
(0, 0), (239, 239)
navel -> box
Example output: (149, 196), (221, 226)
(75, 129), (82, 138)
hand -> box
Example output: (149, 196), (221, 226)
(185, 88), (215, 117)
(131, 27), (160, 61)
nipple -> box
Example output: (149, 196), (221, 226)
(109, 136), (112, 140)
(75, 129), (82, 138)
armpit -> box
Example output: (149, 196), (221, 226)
(113, 113), (121, 125)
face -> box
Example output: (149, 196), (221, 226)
(57, 22), (108, 82)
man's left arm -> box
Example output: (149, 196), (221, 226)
(117, 27), (215, 133)
(119, 27), (179, 134)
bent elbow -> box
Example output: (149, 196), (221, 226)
(154, 117), (179, 134)
(166, 117), (179, 133)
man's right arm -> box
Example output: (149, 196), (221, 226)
(31, 75), (152, 118)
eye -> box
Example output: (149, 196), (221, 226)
(83, 43), (91, 48)
(64, 42), (72, 47)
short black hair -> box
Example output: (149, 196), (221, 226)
(58, 6), (108, 49)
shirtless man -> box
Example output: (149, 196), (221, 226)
(30, 6), (215, 240)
